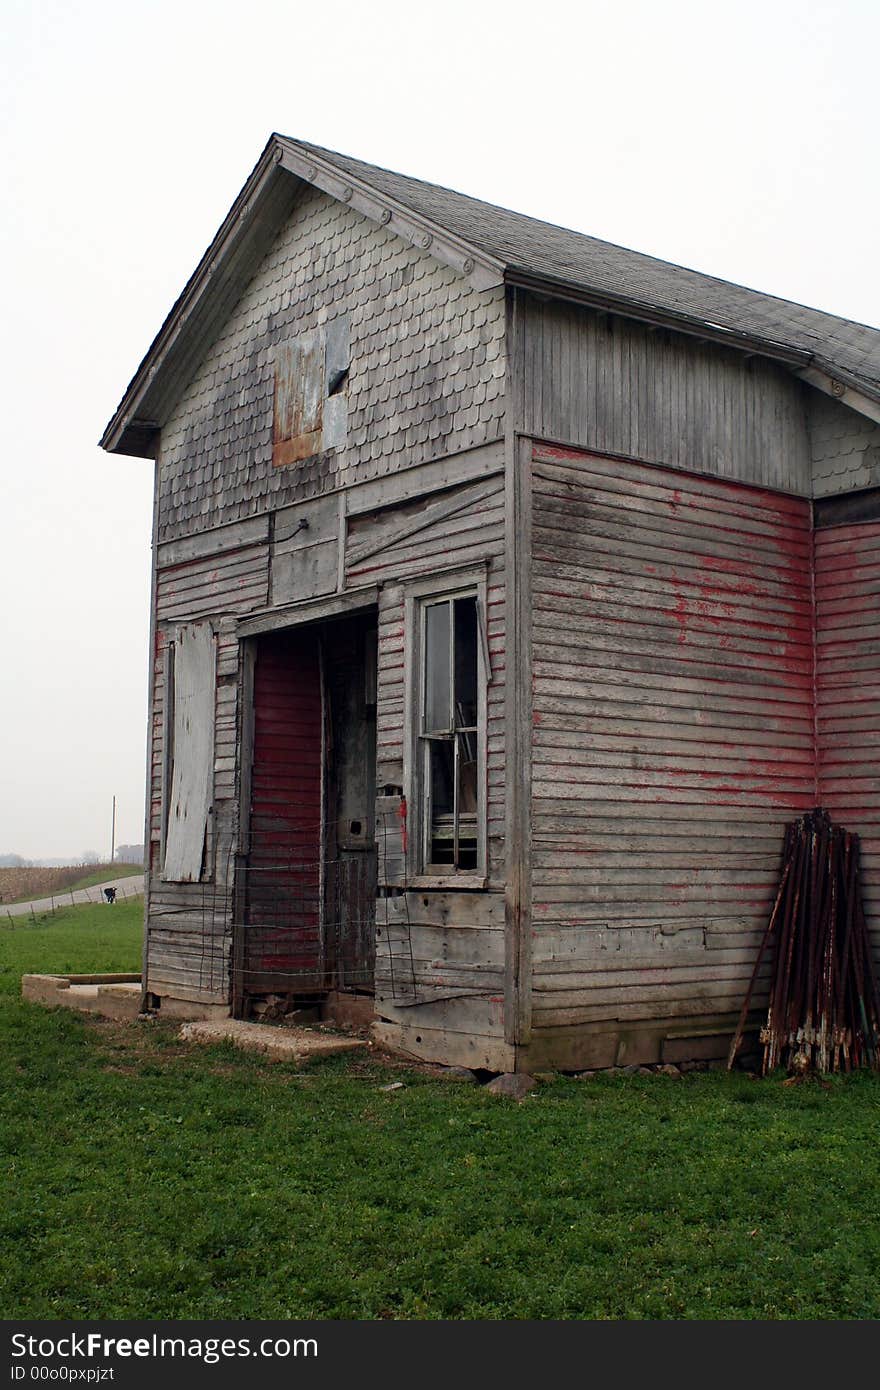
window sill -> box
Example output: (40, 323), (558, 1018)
(407, 874), (489, 892)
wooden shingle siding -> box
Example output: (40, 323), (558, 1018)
(515, 295), (812, 495)
(528, 442), (815, 1033)
(816, 519), (880, 950)
(809, 393), (880, 498)
(157, 184), (505, 543)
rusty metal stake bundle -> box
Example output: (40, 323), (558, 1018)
(728, 809), (880, 1075)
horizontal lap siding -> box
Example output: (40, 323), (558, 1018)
(361, 477), (507, 1043)
(145, 879), (231, 1000)
(156, 543), (269, 622)
(146, 549), (265, 1001)
(816, 520), (880, 952)
(529, 444), (814, 1030)
(354, 476), (507, 881)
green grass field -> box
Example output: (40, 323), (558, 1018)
(2, 901), (880, 1320)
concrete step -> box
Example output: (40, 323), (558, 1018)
(179, 1018), (368, 1063)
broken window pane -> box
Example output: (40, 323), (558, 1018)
(424, 600), (451, 733)
(427, 739), (455, 865)
(454, 597), (478, 729)
(455, 748), (478, 869)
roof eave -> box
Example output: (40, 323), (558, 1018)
(101, 136), (507, 457)
(795, 364), (880, 424)
(100, 137), (295, 457)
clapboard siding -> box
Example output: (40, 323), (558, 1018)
(514, 293), (812, 495)
(816, 519), (880, 953)
(156, 543), (269, 622)
(353, 474), (507, 881)
(145, 880), (231, 999)
(355, 475), (508, 1045)
(528, 442), (815, 1032)
(145, 563), (252, 1003)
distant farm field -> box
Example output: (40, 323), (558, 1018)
(0, 862), (142, 905)
(2, 901), (880, 1320)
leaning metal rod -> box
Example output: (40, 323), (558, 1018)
(765, 822), (806, 1074)
(727, 853), (794, 1070)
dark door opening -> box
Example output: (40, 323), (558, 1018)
(240, 627), (324, 1005)
(236, 613), (377, 1014)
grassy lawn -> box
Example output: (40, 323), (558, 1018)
(2, 902), (880, 1320)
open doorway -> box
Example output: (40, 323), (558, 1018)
(235, 611), (378, 1017)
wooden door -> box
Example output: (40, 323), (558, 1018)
(324, 616), (378, 992)
(242, 629), (324, 998)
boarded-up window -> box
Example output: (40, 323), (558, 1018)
(163, 621), (215, 883)
(273, 317), (349, 468)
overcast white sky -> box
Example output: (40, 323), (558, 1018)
(1, 0), (878, 860)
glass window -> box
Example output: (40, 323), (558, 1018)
(419, 593), (482, 872)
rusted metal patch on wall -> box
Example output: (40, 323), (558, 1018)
(272, 318), (350, 469)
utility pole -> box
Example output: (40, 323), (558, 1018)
(110, 795), (116, 867)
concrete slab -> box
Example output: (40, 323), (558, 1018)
(22, 973), (142, 1020)
(154, 996), (231, 1022)
(179, 1018), (368, 1063)
(22, 973), (231, 1023)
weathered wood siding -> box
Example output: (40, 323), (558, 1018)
(145, 519), (270, 1002)
(143, 178), (508, 1009)
(347, 472), (510, 1067)
(513, 293), (812, 495)
(157, 183), (505, 543)
(527, 442), (816, 1054)
(163, 622), (215, 884)
(816, 519), (880, 954)
(809, 392), (880, 498)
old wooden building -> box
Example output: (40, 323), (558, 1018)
(102, 135), (880, 1071)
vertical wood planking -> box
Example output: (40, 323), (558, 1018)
(163, 622), (216, 884)
(517, 297), (812, 496)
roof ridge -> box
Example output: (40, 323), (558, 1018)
(288, 137), (880, 342)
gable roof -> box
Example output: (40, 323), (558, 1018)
(102, 134), (880, 457)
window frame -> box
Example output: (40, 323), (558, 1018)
(403, 566), (490, 889)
